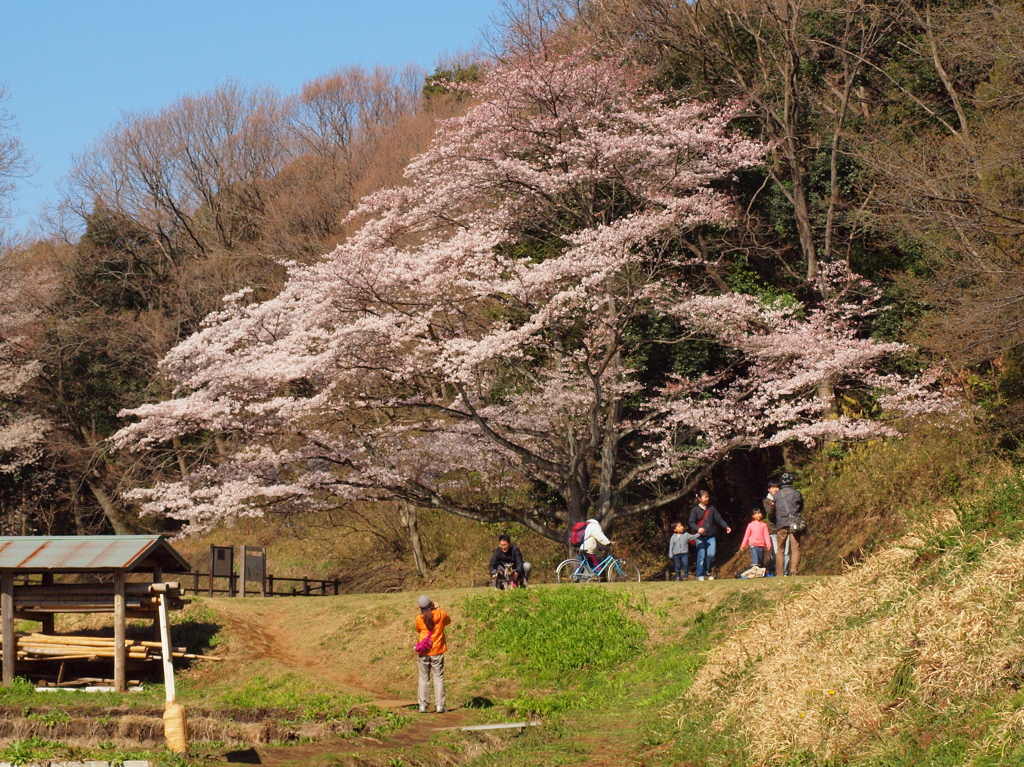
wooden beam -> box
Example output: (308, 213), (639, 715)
(1, 570), (14, 686)
(113, 570), (126, 692)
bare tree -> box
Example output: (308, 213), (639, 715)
(0, 83), (34, 252)
(60, 80), (288, 260)
(486, 0), (580, 55)
(853, 1), (1024, 365)
(262, 65), (427, 258)
(579, 0), (888, 293)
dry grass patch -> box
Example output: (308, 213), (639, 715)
(683, 508), (1024, 764)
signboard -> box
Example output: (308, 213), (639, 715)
(242, 546), (266, 597)
(209, 545), (233, 596)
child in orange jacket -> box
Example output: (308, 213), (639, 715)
(414, 595), (451, 713)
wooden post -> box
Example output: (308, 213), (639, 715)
(239, 546), (246, 598)
(192, 571), (200, 594)
(152, 567), (164, 641)
(114, 570), (126, 692)
(267, 574), (274, 596)
(1, 570), (14, 687)
(303, 576), (309, 596)
(157, 592), (175, 702)
(40, 573), (55, 635)
(333, 579), (339, 596)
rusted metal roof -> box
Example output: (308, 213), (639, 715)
(0, 536), (191, 573)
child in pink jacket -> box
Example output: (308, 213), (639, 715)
(740, 508), (772, 567)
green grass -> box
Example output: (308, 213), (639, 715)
(0, 675), (167, 709)
(219, 673), (366, 722)
(462, 586), (648, 685)
(458, 587), (777, 767)
(0, 735), (189, 767)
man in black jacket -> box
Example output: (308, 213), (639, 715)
(489, 534), (531, 588)
(773, 473), (805, 576)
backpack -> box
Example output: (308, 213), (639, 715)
(569, 521), (588, 547)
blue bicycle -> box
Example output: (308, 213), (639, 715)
(555, 552), (641, 583)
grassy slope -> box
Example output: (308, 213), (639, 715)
(0, 579), (806, 766)
(674, 469), (1024, 767)
(5, 428), (1023, 765)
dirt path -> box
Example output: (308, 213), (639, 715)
(246, 708), (473, 767)
(209, 600), (470, 764)
(212, 600), (386, 698)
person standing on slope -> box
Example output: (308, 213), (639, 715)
(739, 508), (772, 568)
(773, 473), (805, 576)
(689, 490), (731, 581)
(668, 521), (691, 580)
(414, 595), (451, 713)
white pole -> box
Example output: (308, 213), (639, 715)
(157, 592), (175, 702)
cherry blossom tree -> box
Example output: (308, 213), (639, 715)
(113, 50), (956, 540)
(0, 271), (47, 479)
(0, 347), (46, 476)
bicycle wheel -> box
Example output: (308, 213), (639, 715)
(605, 558), (641, 582)
(555, 559), (588, 584)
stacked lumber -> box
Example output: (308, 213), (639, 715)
(13, 581), (189, 613)
(0, 633), (221, 662)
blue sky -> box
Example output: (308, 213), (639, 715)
(0, 1), (501, 236)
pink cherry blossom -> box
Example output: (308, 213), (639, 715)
(113, 50), (958, 540)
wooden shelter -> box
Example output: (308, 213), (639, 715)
(0, 535), (191, 690)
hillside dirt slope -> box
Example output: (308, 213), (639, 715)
(197, 580), (810, 765)
(207, 596), (474, 765)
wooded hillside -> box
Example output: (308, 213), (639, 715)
(1, 0), (1020, 572)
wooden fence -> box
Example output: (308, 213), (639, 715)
(166, 571), (341, 598)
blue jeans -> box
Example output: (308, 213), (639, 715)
(750, 546), (765, 566)
(695, 535), (716, 577)
(769, 533), (791, 574)
(672, 552), (689, 579)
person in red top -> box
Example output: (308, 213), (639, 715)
(739, 508), (772, 568)
(414, 595), (451, 713)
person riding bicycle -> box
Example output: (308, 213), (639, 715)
(579, 518), (615, 568)
(489, 534), (531, 588)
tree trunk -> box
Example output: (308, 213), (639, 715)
(400, 503), (428, 578)
(817, 380), (838, 419)
(171, 436), (189, 477)
(70, 478), (85, 535)
(84, 478), (135, 535)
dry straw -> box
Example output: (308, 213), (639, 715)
(680, 509), (1024, 763)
